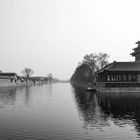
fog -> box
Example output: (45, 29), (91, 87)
(0, 0), (140, 79)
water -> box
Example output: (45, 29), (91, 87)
(0, 83), (140, 139)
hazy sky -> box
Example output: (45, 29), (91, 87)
(1, 0), (140, 79)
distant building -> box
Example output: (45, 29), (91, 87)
(30, 77), (45, 81)
(96, 41), (140, 90)
(0, 72), (17, 82)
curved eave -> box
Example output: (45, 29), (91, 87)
(131, 51), (140, 56)
(97, 69), (140, 74)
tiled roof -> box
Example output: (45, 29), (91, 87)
(0, 73), (17, 76)
(31, 77), (45, 80)
(98, 61), (140, 72)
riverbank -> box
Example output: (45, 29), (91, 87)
(0, 81), (48, 89)
(70, 81), (89, 89)
(0, 80), (69, 90)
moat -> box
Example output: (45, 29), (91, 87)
(0, 83), (140, 140)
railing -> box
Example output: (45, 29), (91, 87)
(97, 82), (140, 87)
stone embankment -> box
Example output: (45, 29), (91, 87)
(0, 81), (47, 89)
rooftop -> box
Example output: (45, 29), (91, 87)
(98, 61), (140, 73)
(0, 73), (17, 76)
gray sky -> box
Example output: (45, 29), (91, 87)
(1, 0), (140, 79)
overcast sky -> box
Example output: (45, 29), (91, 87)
(1, 0), (140, 79)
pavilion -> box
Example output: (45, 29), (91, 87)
(96, 41), (140, 88)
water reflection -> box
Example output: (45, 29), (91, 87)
(96, 92), (140, 135)
(0, 87), (16, 106)
(71, 84), (110, 130)
(0, 83), (140, 139)
(71, 84), (140, 136)
(24, 86), (31, 104)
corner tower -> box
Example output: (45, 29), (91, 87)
(131, 41), (140, 61)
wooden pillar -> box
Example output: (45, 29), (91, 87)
(113, 74), (115, 82)
(110, 74), (112, 82)
(117, 74), (119, 81)
(135, 73), (137, 81)
(118, 74), (121, 82)
(113, 75), (115, 82)
(103, 75), (105, 82)
(108, 74), (110, 82)
(125, 74), (127, 81)
(123, 74), (125, 81)
(115, 75), (117, 81)
(111, 74), (113, 82)
(98, 75), (100, 82)
(124, 74), (126, 81)
(102, 75), (104, 82)
(126, 74), (128, 82)
(107, 74), (109, 82)
(118, 74), (120, 81)
(113, 75), (116, 82)
(105, 74), (107, 82)
(104, 74), (106, 82)
(114, 74), (116, 82)
(120, 74), (123, 82)
(104, 75), (106, 82)
(109, 74), (111, 82)
(116, 74), (118, 82)
(128, 74), (132, 82)
(114, 74), (117, 82)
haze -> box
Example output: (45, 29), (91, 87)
(1, 0), (140, 79)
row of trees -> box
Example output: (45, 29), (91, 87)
(70, 52), (109, 84)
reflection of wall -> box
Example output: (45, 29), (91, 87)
(96, 92), (140, 133)
(72, 83), (140, 134)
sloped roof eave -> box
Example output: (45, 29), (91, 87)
(97, 61), (140, 73)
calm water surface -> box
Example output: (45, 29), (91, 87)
(0, 83), (140, 140)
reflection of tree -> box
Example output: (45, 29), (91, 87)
(0, 88), (16, 105)
(96, 92), (140, 134)
(71, 83), (110, 130)
(25, 86), (31, 105)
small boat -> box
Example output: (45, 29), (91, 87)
(86, 87), (96, 92)
(86, 82), (96, 92)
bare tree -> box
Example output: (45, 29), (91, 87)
(82, 53), (98, 73)
(82, 52), (109, 72)
(82, 52), (109, 82)
(96, 53), (109, 70)
(22, 68), (34, 81)
(47, 73), (53, 82)
(71, 52), (110, 83)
